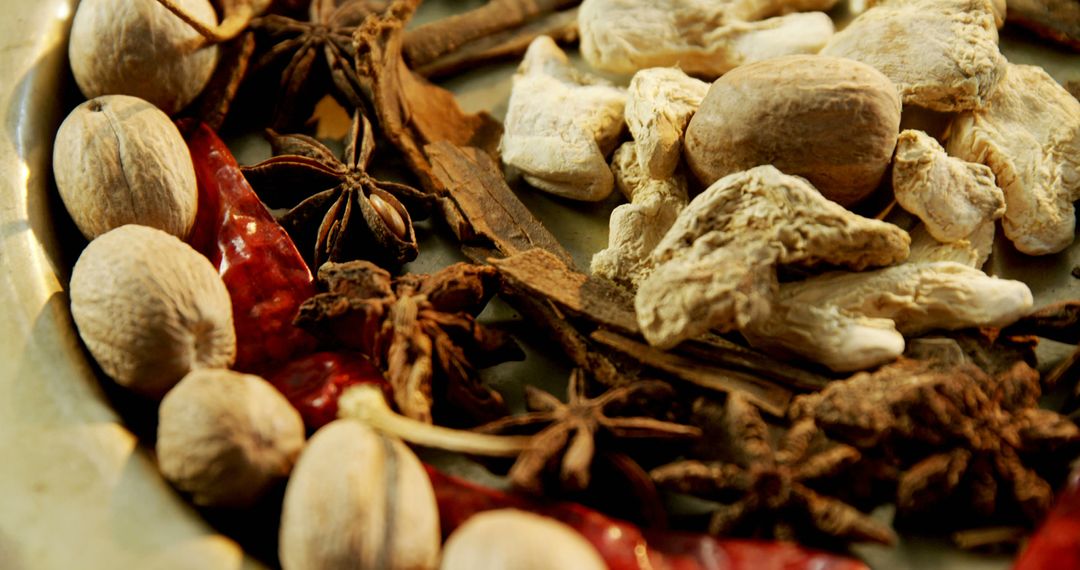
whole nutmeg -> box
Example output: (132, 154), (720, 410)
(53, 95), (198, 240)
(684, 55), (902, 207)
(157, 368), (305, 507)
(280, 420), (440, 570)
(69, 0), (219, 115)
(440, 509), (606, 570)
(70, 225), (236, 397)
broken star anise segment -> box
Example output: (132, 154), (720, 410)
(651, 394), (896, 546)
(242, 111), (429, 269)
(791, 357), (1080, 527)
(477, 369), (702, 495)
(295, 259), (520, 424)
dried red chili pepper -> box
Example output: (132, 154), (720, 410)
(1014, 466), (1080, 570)
(425, 466), (869, 570)
(268, 351), (392, 430)
(181, 120), (318, 375)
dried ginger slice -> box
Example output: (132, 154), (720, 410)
(741, 262), (1034, 372)
(946, 63), (1080, 255)
(591, 143), (689, 288)
(636, 165), (910, 349)
(500, 35), (626, 202)
(578, 0), (834, 77)
(624, 67), (709, 180)
(822, 0), (1005, 112)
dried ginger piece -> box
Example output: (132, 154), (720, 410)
(578, 0), (835, 77)
(907, 223), (995, 268)
(893, 129), (1004, 244)
(591, 143), (689, 288)
(624, 67), (709, 180)
(822, 0), (1005, 112)
(635, 165), (910, 349)
(741, 261), (1034, 372)
(500, 35), (626, 201)
(946, 63), (1080, 255)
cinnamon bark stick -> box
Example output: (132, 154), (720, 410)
(1005, 300), (1080, 344)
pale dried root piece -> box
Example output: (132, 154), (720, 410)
(70, 225), (236, 397)
(440, 510), (606, 570)
(624, 68), (709, 179)
(907, 223), (995, 268)
(280, 420), (440, 570)
(684, 55), (901, 206)
(893, 130), (1004, 243)
(822, 0), (1005, 112)
(157, 368), (304, 508)
(946, 63), (1080, 255)
(591, 143), (689, 288)
(636, 165), (910, 349)
(500, 35), (626, 201)
(578, 0), (834, 77)
(742, 262), (1034, 372)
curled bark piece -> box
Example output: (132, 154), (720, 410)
(500, 36), (626, 201)
(624, 68), (709, 180)
(405, 0), (579, 69)
(742, 262), (1034, 372)
(579, 0), (835, 77)
(945, 63), (1080, 255)
(636, 165), (910, 349)
(822, 0), (1005, 112)
(893, 129), (1004, 244)
(591, 143), (689, 288)
(1007, 0), (1080, 51)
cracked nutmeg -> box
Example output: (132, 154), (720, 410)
(478, 369), (701, 494)
(651, 394), (896, 546)
(295, 259), (521, 424)
(242, 111), (429, 270)
(791, 357), (1080, 526)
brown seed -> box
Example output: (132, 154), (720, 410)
(370, 192), (407, 239)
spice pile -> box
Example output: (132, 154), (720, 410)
(52, 0), (1080, 568)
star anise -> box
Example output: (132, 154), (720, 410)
(250, 0), (387, 126)
(295, 259), (521, 424)
(651, 394), (896, 545)
(242, 111), (429, 269)
(478, 370), (702, 494)
(791, 356), (1080, 527)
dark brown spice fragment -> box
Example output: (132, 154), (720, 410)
(791, 358), (1080, 526)
(1004, 300), (1080, 345)
(427, 142), (574, 264)
(1006, 0), (1080, 51)
(477, 369), (701, 494)
(191, 31), (256, 131)
(353, 0), (504, 195)
(651, 394), (896, 545)
(295, 260), (521, 424)
(242, 112), (428, 269)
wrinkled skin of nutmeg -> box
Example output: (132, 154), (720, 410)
(69, 0), (219, 115)
(157, 368), (306, 508)
(70, 225), (236, 397)
(280, 420), (440, 570)
(440, 509), (606, 570)
(684, 55), (902, 207)
(53, 95), (198, 240)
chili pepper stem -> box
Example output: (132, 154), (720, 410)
(152, 0), (252, 45)
(338, 384), (532, 457)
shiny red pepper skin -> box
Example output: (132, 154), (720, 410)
(268, 351), (393, 430)
(1014, 468), (1080, 570)
(181, 121), (318, 375)
(425, 466), (869, 570)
